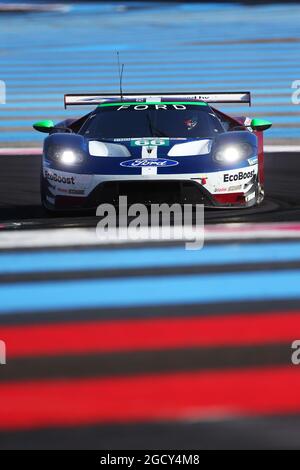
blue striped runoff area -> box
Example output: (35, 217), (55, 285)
(0, 242), (300, 314)
(0, 270), (300, 314)
(0, 242), (299, 274)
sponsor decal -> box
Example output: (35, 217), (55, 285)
(120, 158), (179, 168)
(228, 184), (242, 191)
(114, 137), (185, 143)
(69, 189), (85, 195)
(57, 188), (69, 194)
(214, 187), (228, 193)
(117, 104), (187, 111)
(224, 169), (256, 183)
(246, 192), (256, 202)
(248, 156), (258, 166)
(131, 138), (169, 147)
(45, 170), (75, 185)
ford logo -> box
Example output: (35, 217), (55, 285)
(120, 158), (179, 168)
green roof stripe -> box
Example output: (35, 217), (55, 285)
(98, 101), (208, 108)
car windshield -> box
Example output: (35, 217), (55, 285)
(79, 103), (224, 140)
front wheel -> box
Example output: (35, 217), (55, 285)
(257, 182), (264, 205)
(40, 174), (59, 215)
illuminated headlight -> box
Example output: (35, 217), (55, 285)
(215, 143), (254, 163)
(50, 148), (84, 165)
(60, 150), (77, 165)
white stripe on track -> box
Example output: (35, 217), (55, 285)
(264, 145), (300, 153)
(0, 148), (42, 155)
(1, 224), (300, 250)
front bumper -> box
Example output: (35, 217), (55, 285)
(41, 164), (260, 211)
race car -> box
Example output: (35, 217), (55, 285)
(33, 92), (272, 211)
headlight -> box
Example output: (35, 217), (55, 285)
(215, 143), (255, 163)
(60, 150), (77, 165)
(48, 147), (85, 165)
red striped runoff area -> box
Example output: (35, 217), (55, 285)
(0, 366), (299, 431)
(0, 308), (299, 432)
(1, 311), (300, 358)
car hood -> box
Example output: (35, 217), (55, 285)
(88, 138), (213, 158)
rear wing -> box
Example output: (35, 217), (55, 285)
(64, 92), (251, 108)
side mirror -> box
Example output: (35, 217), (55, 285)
(251, 118), (272, 132)
(33, 119), (55, 133)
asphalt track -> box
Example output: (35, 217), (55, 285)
(1, 151), (300, 227)
(0, 151), (300, 449)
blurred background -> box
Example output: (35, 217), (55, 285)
(0, 1), (300, 148)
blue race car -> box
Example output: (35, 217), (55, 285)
(33, 92), (272, 211)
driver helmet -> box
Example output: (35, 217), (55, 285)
(184, 115), (198, 131)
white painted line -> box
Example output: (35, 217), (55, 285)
(0, 227), (203, 249)
(0, 148), (42, 156)
(0, 4), (71, 13)
(205, 230), (300, 241)
(265, 145), (300, 153)
(0, 223), (300, 249)
(206, 222), (300, 240)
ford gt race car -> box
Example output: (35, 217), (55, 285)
(33, 92), (272, 211)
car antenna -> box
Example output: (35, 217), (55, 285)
(117, 51), (125, 101)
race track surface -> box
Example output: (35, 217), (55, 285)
(0, 152), (300, 226)
(0, 151), (300, 449)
